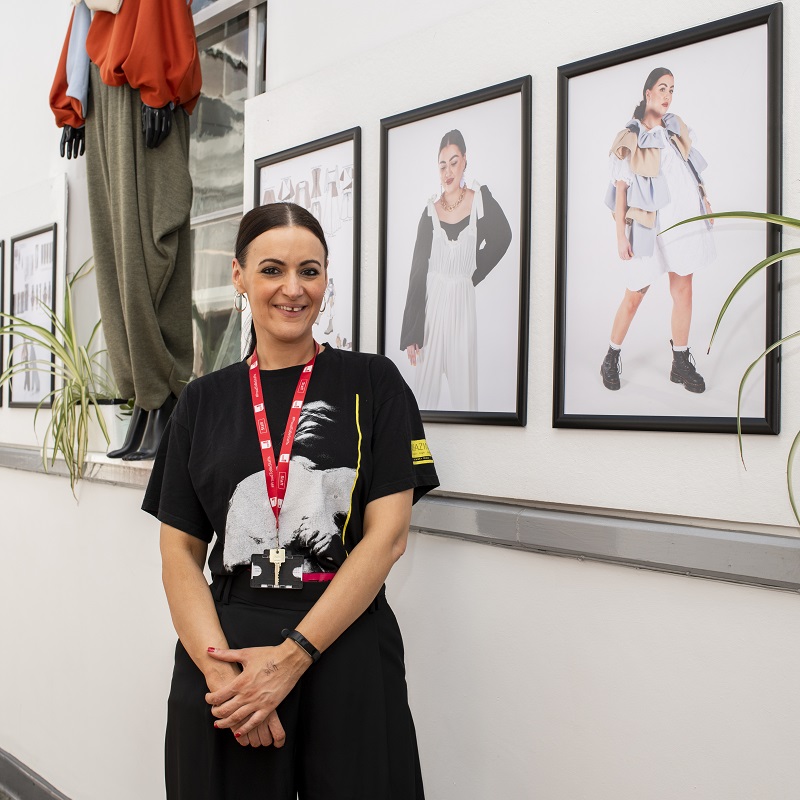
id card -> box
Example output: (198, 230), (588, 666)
(250, 552), (304, 590)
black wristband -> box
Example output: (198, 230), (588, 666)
(281, 628), (321, 663)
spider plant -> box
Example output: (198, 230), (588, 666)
(0, 258), (118, 495)
(667, 211), (800, 522)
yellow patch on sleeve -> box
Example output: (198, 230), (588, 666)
(411, 439), (434, 465)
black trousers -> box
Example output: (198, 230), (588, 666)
(165, 573), (425, 799)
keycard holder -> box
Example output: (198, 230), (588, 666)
(250, 551), (303, 589)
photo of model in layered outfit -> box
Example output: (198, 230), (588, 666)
(254, 129), (360, 351)
(554, 7), (781, 433)
(380, 78), (531, 424)
(601, 67), (716, 396)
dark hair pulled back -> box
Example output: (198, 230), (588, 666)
(438, 129), (467, 157)
(632, 68), (673, 121)
(235, 202), (328, 359)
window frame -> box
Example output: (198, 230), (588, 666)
(188, 2), (266, 375)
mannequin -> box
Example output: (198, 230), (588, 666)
(50, 0), (201, 460)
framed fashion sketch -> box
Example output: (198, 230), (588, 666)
(9, 224), (57, 408)
(554, 5), (782, 434)
(379, 77), (531, 425)
(254, 128), (361, 351)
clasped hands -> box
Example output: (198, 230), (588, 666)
(205, 643), (310, 748)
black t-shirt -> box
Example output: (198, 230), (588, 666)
(142, 347), (439, 576)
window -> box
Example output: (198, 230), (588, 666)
(190, 4), (266, 377)
(192, 0), (221, 12)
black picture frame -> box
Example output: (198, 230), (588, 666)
(0, 239), (4, 408)
(554, 5), (782, 434)
(254, 128), (361, 352)
(379, 77), (532, 425)
(9, 224), (57, 409)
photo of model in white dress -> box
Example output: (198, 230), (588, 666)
(382, 84), (529, 421)
(399, 129), (511, 412)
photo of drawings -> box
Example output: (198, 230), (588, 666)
(554, 6), (782, 433)
(380, 78), (531, 425)
(9, 225), (57, 408)
(255, 128), (360, 351)
(0, 240), (4, 407)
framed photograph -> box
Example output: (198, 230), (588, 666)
(554, 5), (782, 433)
(379, 77), (531, 425)
(254, 128), (360, 351)
(0, 240), (4, 408)
(9, 224), (57, 408)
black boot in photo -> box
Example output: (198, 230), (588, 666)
(670, 339), (706, 393)
(600, 346), (621, 391)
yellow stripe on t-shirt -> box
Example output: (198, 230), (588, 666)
(341, 393), (362, 550)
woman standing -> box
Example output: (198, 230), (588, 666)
(144, 203), (438, 798)
(601, 68), (715, 393)
(400, 129), (512, 411)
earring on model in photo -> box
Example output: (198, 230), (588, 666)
(234, 291), (248, 313)
(318, 295), (327, 315)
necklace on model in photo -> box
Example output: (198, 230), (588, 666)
(440, 185), (466, 212)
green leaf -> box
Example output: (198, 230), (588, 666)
(708, 248), (800, 353)
(0, 255), (119, 494)
(734, 330), (800, 467)
(787, 430), (800, 527)
(662, 210), (800, 233)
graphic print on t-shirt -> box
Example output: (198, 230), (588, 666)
(224, 400), (356, 573)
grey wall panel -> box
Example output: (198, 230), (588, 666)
(412, 496), (800, 591)
(0, 748), (71, 800)
(3, 444), (798, 590)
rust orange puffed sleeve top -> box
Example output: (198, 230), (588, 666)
(50, 8), (85, 129)
(50, 0), (202, 129)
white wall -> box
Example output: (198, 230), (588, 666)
(2, 1), (800, 799)
(2, 469), (799, 800)
(0, 1), (97, 448)
(0, 470), (173, 800)
(391, 533), (800, 799)
(250, 0), (800, 532)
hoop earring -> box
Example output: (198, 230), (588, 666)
(234, 291), (247, 313)
(319, 295), (327, 315)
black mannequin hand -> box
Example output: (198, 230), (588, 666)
(59, 125), (85, 159)
(141, 102), (174, 149)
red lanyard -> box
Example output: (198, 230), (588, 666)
(248, 343), (319, 530)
